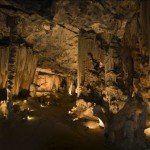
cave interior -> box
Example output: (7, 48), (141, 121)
(0, 0), (150, 150)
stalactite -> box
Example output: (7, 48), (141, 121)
(77, 33), (82, 97)
(19, 49), (38, 93)
(78, 30), (96, 97)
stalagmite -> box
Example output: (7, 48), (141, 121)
(68, 83), (72, 95)
(68, 79), (76, 95)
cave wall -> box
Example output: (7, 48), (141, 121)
(0, 0), (141, 98)
(0, 47), (9, 89)
(78, 30), (127, 111)
(122, 0), (150, 101)
(76, 0), (150, 112)
(140, 0), (150, 59)
(139, 0), (150, 100)
(30, 68), (76, 97)
(34, 73), (62, 97)
(123, 0), (150, 128)
(76, 1), (149, 149)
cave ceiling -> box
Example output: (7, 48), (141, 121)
(0, 0), (139, 75)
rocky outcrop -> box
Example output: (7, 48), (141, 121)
(0, 0), (140, 75)
(69, 99), (104, 129)
(30, 68), (76, 97)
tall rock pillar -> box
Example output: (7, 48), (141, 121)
(6, 16), (19, 118)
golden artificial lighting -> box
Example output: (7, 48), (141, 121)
(27, 116), (34, 120)
(98, 118), (105, 128)
(69, 87), (72, 95)
(40, 104), (47, 108)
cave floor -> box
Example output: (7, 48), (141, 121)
(0, 95), (109, 150)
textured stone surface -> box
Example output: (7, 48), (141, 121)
(0, 0), (140, 76)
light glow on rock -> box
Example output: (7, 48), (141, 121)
(144, 128), (150, 137)
(98, 118), (105, 128)
(40, 104), (47, 108)
(27, 116), (34, 120)
(68, 83), (72, 95)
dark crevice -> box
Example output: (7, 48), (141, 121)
(0, 36), (10, 46)
(58, 23), (79, 34)
(0, 36), (33, 48)
(0, 4), (32, 15)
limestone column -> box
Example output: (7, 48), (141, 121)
(6, 16), (19, 118)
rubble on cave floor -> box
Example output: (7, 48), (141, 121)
(68, 99), (105, 129)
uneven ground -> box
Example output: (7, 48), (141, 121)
(0, 95), (109, 150)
